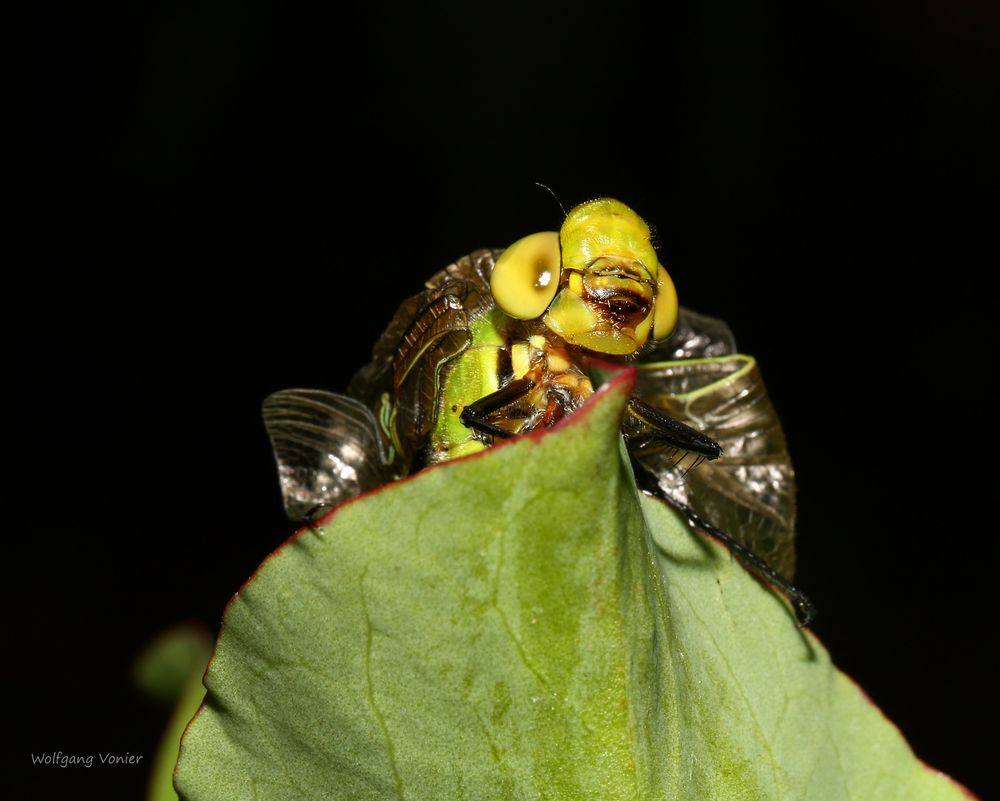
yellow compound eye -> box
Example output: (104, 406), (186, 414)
(652, 265), (679, 340)
(491, 231), (561, 320)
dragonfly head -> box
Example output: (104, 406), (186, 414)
(491, 198), (678, 356)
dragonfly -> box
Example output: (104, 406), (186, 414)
(263, 198), (814, 625)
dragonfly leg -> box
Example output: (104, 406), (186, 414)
(460, 378), (535, 440)
(625, 397), (723, 459)
(302, 503), (332, 524)
(631, 457), (816, 627)
(684, 504), (816, 626)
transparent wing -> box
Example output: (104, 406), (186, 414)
(631, 355), (798, 578)
(262, 389), (393, 521)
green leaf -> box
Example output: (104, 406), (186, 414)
(176, 375), (971, 800)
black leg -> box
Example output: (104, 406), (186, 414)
(460, 378), (535, 439)
(683, 503), (816, 626)
(631, 457), (816, 627)
(626, 397), (723, 460)
(300, 503), (332, 526)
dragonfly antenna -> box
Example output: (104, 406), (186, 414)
(534, 182), (566, 216)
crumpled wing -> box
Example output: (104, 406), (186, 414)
(347, 249), (502, 407)
(346, 249), (503, 470)
(387, 293), (472, 456)
(643, 306), (737, 361)
(631, 355), (798, 578)
(424, 247), (501, 296)
(263, 389), (393, 521)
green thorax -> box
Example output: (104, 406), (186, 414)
(386, 304), (596, 465)
(432, 308), (509, 460)
(355, 249), (599, 474)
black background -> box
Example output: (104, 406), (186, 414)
(16, 0), (995, 797)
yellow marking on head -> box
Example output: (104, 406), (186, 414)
(491, 231), (561, 320)
(494, 198), (680, 352)
(653, 265), (678, 340)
